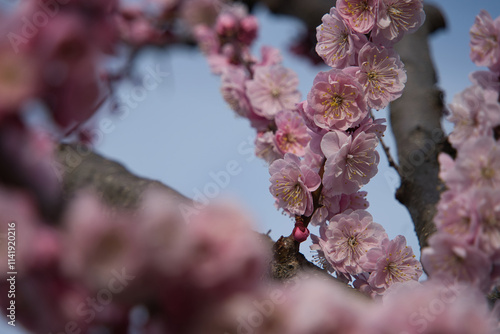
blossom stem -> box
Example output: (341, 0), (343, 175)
(370, 110), (400, 176)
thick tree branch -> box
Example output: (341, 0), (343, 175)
(55, 144), (332, 281)
(390, 4), (447, 250)
(55, 144), (191, 210)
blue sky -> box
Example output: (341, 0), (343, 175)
(3, 1), (500, 333)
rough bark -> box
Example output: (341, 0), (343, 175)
(55, 144), (191, 211)
(391, 4), (447, 249)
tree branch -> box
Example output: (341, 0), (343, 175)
(55, 144), (191, 210)
(55, 144), (333, 281)
(390, 4), (447, 250)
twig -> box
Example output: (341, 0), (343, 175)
(370, 110), (401, 176)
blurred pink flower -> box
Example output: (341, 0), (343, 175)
(255, 45), (282, 67)
(279, 275), (373, 334)
(440, 136), (500, 191)
(447, 85), (500, 148)
(472, 188), (500, 256)
(377, 281), (496, 334)
(421, 233), (492, 292)
(434, 190), (477, 242)
(183, 202), (268, 296)
(116, 7), (166, 46)
(470, 10), (500, 71)
(362, 235), (422, 291)
(61, 193), (144, 290)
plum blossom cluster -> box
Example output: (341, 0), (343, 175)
(289, 0), (424, 294)
(421, 10), (500, 295)
(271, 0), (423, 228)
(190, 1), (306, 164)
(192, 0), (425, 295)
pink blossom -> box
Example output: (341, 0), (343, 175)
(372, 0), (425, 46)
(134, 190), (190, 277)
(303, 144), (324, 173)
(274, 110), (311, 156)
(215, 12), (239, 36)
(307, 69), (368, 131)
(440, 136), (500, 191)
(377, 281), (496, 334)
(317, 191), (369, 223)
(220, 67), (252, 118)
(61, 193), (145, 290)
(315, 7), (368, 68)
(470, 10), (500, 71)
(116, 7), (165, 46)
(278, 275), (373, 334)
(434, 190), (477, 242)
(238, 15), (258, 45)
(362, 235), (422, 291)
(421, 233), (492, 292)
(321, 130), (379, 196)
(269, 153), (321, 216)
(472, 188), (500, 256)
(353, 273), (378, 298)
(0, 188), (60, 273)
(470, 70), (500, 92)
(193, 24), (219, 55)
(183, 202), (268, 296)
(353, 115), (387, 138)
(339, 191), (370, 212)
(214, 6), (258, 46)
(355, 42), (407, 110)
(255, 131), (283, 163)
(337, 0), (378, 34)
(447, 85), (500, 148)
(297, 100), (327, 134)
(180, 0), (222, 28)
(207, 43), (251, 75)
(315, 209), (387, 275)
(33, 13), (102, 129)
(255, 45), (282, 67)
(310, 206), (329, 226)
(246, 65), (301, 119)
(0, 123), (60, 210)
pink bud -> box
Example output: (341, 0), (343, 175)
(215, 13), (237, 37)
(293, 222), (310, 243)
(238, 15), (258, 45)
